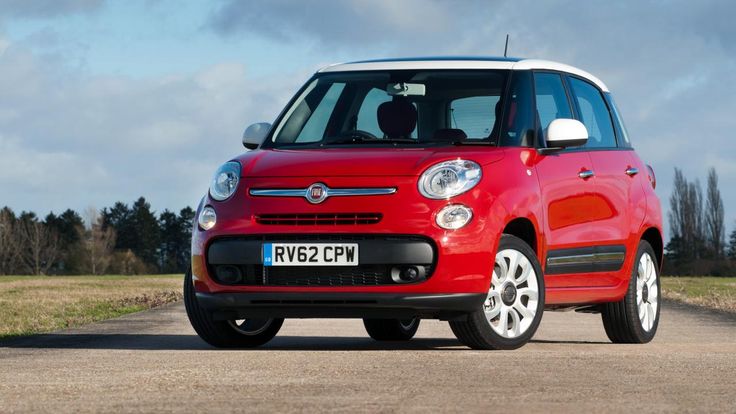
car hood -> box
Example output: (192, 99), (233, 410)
(234, 147), (506, 177)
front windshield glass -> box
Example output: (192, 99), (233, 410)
(268, 70), (508, 147)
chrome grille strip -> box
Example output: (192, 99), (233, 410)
(249, 188), (396, 197)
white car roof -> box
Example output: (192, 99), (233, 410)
(318, 57), (609, 92)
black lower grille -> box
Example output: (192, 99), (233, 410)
(265, 265), (391, 286)
(214, 264), (433, 287)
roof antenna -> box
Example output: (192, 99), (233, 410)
(503, 34), (510, 58)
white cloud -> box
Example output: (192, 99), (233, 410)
(0, 43), (303, 215)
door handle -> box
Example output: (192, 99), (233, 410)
(625, 167), (639, 176)
(578, 170), (595, 179)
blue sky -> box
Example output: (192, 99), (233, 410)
(0, 0), (735, 238)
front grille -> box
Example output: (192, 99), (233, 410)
(255, 213), (382, 226)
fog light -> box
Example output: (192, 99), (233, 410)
(436, 204), (472, 230)
(198, 206), (217, 230)
(215, 265), (242, 284)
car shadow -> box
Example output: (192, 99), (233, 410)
(0, 333), (609, 351)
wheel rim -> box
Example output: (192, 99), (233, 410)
(399, 318), (418, 330)
(636, 252), (659, 332)
(483, 248), (539, 338)
(228, 318), (274, 336)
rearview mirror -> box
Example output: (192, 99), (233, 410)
(541, 119), (588, 153)
(242, 122), (271, 150)
(386, 82), (426, 96)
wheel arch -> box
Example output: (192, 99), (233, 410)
(640, 227), (663, 269)
(502, 217), (538, 254)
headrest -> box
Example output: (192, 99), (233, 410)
(432, 128), (467, 142)
(377, 97), (417, 138)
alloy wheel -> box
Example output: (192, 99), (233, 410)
(483, 248), (540, 338)
(636, 252), (659, 332)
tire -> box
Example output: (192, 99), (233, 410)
(184, 270), (284, 348)
(363, 318), (420, 341)
(601, 240), (660, 344)
(450, 234), (545, 350)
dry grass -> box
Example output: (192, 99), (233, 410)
(661, 276), (736, 313)
(0, 275), (182, 339)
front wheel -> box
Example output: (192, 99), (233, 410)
(450, 234), (545, 350)
(184, 270), (284, 348)
(363, 318), (420, 341)
(601, 240), (660, 343)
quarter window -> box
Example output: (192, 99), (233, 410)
(568, 77), (617, 148)
(533, 73), (573, 141)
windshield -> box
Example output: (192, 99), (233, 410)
(267, 70), (509, 148)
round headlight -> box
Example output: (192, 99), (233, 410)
(418, 159), (481, 199)
(209, 161), (241, 201)
(198, 206), (217, 230)
(436, 204), (473, 230)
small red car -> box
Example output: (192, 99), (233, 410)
(184, 57), (662, 350)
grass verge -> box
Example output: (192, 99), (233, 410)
(0, 275), (182, 339)
(661, 276), (736, 313)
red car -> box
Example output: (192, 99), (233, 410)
(184, 57), (662, 350)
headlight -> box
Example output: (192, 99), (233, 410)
(209, 161), (241, 201)
(198, 206), (217, 230)
(418, 159), (481, 199)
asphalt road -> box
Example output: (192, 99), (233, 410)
(1, 300), (735, 413)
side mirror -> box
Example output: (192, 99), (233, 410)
(540, 119), (588, 154)
(242, 122), (271, 150)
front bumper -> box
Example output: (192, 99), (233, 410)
(196, 291), (486, 320)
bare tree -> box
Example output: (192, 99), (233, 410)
(688, 179), (705, 259)
(668, 168), (706, 260)
(18, 219), (60, 275)
(0, 209), (20, 275)
(83, 207), (116, 275)
(704, 168), (725, 258)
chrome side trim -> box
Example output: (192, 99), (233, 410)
(546, 252), (625, 267)
(594, 251), (626, 263)
(546, 254), (595, 267)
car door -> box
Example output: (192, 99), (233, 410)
(531, 72), (599, 287)
(566, 76), (643, 285)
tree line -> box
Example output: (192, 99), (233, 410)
(666, 167), (735, 275)
(0, 197), (193, 275)
(2, 169), (735, 276)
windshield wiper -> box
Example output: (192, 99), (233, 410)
(452, 139), (496, 146)
(323, 136), (418, 146)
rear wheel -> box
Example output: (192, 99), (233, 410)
(450, 234), (545, 350)
(184, 270), (283, 348)
(601, 240), (660, 343)
(363, 318), (420, 341)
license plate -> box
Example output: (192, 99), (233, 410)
(262, 243), (359, 266)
